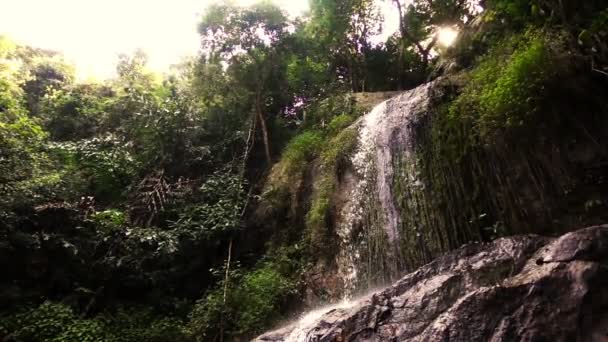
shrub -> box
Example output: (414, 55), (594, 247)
(188, 261), (297, 340)
(0, 302), (103, 342)
(448, 30), (563, 144)
(327, 113), (355, 135)
(92, 209), (127, 233)
(50, 134), (139, 202)
(260, 131), (323, 219)
(0, 302), (191, 342)
(301, 93), (361, 130)
(280, 131), (324, 175)
(103, 308), (191, 342)
(172, 170), (245, 240)
(0, 112), (62, 210)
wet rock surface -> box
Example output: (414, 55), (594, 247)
(256, 225), (608, 342)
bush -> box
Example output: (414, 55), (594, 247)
(92, 209), (127, 233)
(0, 302), (191, 342)
(103, 308), (191, 342)
(172, 170), (245, 240)
(301, 93), (362, 130)
(261, 95), (360, 225)
(448, 30), (563, 143)
(51, 134), (139, 203)
(0, 302), (104, 342)
(327, 114), (355, 135)
(0, 111), (65, 211)
(280, 131), (324, 175)
(188, 261), (297, 340)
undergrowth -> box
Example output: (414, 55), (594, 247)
(0, 302), (190, 342)
(187, 259), (298, 341)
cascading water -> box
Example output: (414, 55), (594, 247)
(256, 82), (437, 342)
(337, 81), (436, 294)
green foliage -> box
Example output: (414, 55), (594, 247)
(102, 308), (190, 342)
(51, 134), (138, 201)
(0, 302), (190, 342)
(1, 302), (103, 342)
(260, 131), (319, 222)
(447, 31), (562, 144)
(280, 131), (324, 175)
(7, 1), (605, 341)
(327, 113), (356, 135)
(320, 126), (359, 169)
(306, 127), (358, 254)
(0, 112), (62, 211)
(188, 261), (297, 340)
(54, 319), (106, 342)
(476, 38), (550, 129)
(172, 170), (246, 239)
(39, 83), (113, 141)
(21, 54), (75, 116)
(92, 209), (127, 233)
(0, 39), (25, 116)
(199, 2), (288, 57)
(302, 93), (362, 130)
(307, 0), (385, 91)
(485, 0), (535, 22)
(286, 54), (331, 97)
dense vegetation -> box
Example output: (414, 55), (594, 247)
(1, 0), (607, 341)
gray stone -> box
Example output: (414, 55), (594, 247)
(256, 225), (608, 342)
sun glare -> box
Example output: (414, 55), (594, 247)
(2, 0), (457, 79)
(437, 26), (459, 47)
(0, 0), (309, 80)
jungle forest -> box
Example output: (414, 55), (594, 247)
(1, 0), (608, 341)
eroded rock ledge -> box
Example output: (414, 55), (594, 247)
(257, 225), (608, 341)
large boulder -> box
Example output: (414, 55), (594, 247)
(256, 225), (608, 341)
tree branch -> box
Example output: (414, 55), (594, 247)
(392, 0), (430, 62)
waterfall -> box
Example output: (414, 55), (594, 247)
(255, 82), (437, 342)
(337, 81), (436, 295)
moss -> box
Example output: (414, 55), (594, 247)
(327, 113), (355, 135)
(261, 112), (359, 253)
(306, 127), (358, 255)
(280, 131), (324, 176)
(389, 29), (568, 270)
(260, 131), (323, 221)
(411, 26), (608, 258)
(306, 175), (334, 250)
(447, 30), (564, 149)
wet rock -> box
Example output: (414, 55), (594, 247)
(256, 225), (608, 341)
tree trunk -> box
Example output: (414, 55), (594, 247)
(393, 0), (436, 74)
(256, 91), (272, 165)
(219, 238), (233, 342)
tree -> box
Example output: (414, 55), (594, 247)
(17, 46), (75, 116)
(307, 0), (383, 92)
(198, 2), (290, 165)
(391, 0), (475, 87)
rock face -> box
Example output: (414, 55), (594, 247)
(256, 225), (608, 342)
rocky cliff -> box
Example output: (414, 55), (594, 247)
(257, 225), (608, 341)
